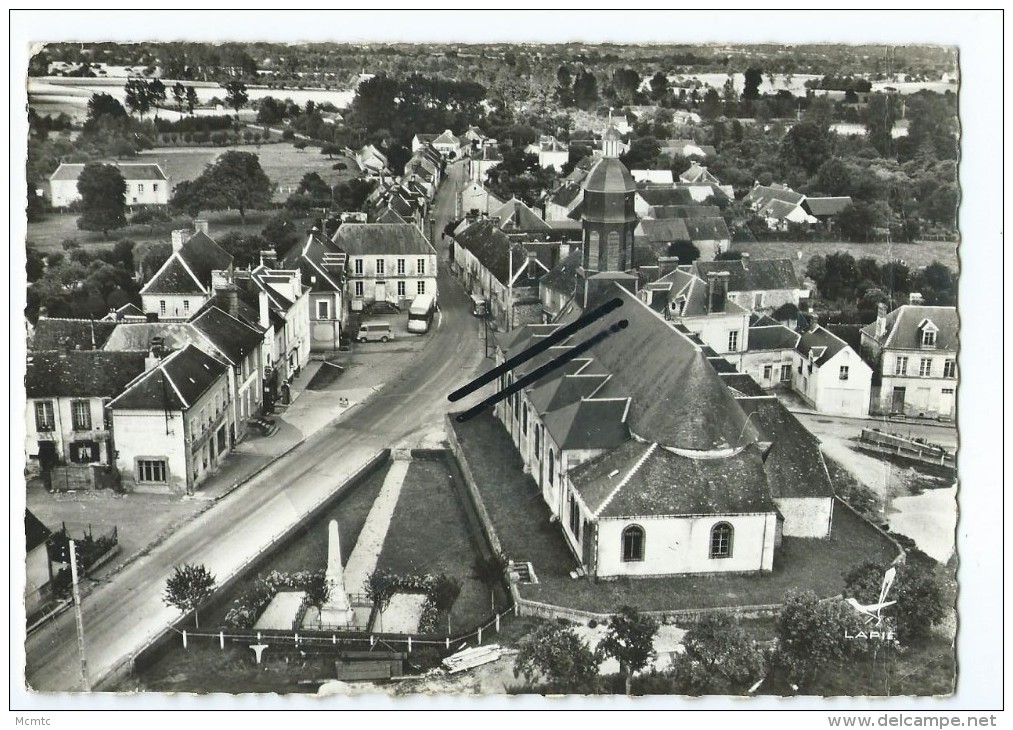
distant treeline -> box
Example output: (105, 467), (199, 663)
(153, 115), (236, 134)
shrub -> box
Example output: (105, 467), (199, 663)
(282, 128), (295, 140)
(333, 162), (348, 171)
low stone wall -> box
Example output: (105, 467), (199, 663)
(49, 464), (120, 492)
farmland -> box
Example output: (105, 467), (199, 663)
(136, 143), (360, 202)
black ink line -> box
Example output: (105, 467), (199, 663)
(448, 296), (624, 402)
(455, 319), (629, 423)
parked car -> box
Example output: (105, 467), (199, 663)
(356, 320), (393, 343)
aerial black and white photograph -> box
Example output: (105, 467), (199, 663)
(10, 8), (1004, 720)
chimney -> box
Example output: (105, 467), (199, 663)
(260, 249), (278, 269)
(640, 265), (661, 283)
(909, 292), (923, 305)
(258, 289), (270, 331)
(145, 337), (165, 370)
(220, 283), (240, 320)
(705, 271), (730, 314)
(194, 219), (209, 235)
(741, 251), (750, 268)
(171, 229), (188, 252)
(657, 256), (681, 277)
(876, 302), (889, 337)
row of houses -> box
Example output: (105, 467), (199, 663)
(26, 207), (442, 494)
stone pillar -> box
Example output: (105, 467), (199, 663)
(319, 520), (354, 627)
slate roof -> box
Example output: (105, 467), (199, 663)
(548, 182), (584, 208)
(747, 325), (800, 351)
(26, 510), (51, 552)
(455, 219), (548, 287)
(719, 372), (768, 397)
(575, 288), (757, 451)
(541, 398), (630, 451)
(101, 302), (145, 321)
(540, 249), (583, 296)
(50, 162), (168, 182)
(636, 187), (696, 207)
(491, 198), (550, 231)
(571, 440), (777, 519)
(643, 268), (750, 319)
(647, 205), (723, 220)
(685, 218), (731, 241)
(638, 218), (690, 243)
(744, 184), (806, 207)
(679, 162), (720, 183)
(142, 231), (234, 295)
(31, 318), (118, 351)
(734, 398), (835, 499)
(108, 345), (228, 411)
(527, 371), (610, 415)
(25, 350), (148, 398)
(695, 259), (802, 292)
(803, 197), (853, 217)
(280, 233), (345, 292)
(332, 223), (435, 257)
(796, 326), (851, 366)
(860, 305), (959, 352)
(584, 157), (636, 194)
(189, 306), (265, 364)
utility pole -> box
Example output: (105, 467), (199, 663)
(69, 539), (90, 691)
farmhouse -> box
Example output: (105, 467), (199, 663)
(49, 162), (169, 208)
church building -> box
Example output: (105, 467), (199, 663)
(490, 129), (837, 579)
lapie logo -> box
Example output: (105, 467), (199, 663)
(844, 566), (898, 641)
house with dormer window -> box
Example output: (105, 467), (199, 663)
(860, 298), (958, 420)
(793, 323), (872, 417)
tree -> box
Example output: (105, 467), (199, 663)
(172, 82), (187, 114)
(598, 605), (659, 695)
(471, 552), (508, 611)
(668, 240), (701, 265)
(76, 163), (127, 236)
(111, 239), (136, 270)
(649, 71), (670, 102)
(181, 150), (274, 220)
(915, 261), (958, 306)
(321, 143), (342, 160)
(669, 612), (766, 695)
(148, 78), (167, 118)
(141, 242), (172, 281)
(773, 589), (864, 691)
(743, 67), (764, 101)
(430, 574), (462, 635)
(185, 86), (199, 115)
(779, 121), (833, 177)
(293, 140), (308, 152)
(514, 623), (600, 691)
(87, 93), (127, 124)
(169, 179), (204, 219)
(364, 569), (397, 632)
(303, 570), (331, 610)
(163, 563), (217, 628)
(572, 70), (599, 110)
(843, 561), (947, 644)
(619, 136), (661, 171)
(837, 200), (887, 243)
(812, 157), (853, 197)
(123, 78), (151, 117)
(262, 213), (302, 258)
(26, 246), (46, 282)
(223, 80), (249, 117)
(700, 88), (722, 121)
(217, 232), (270, 269)
(27, 183), (46, 222)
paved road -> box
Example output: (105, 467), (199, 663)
(793, 411), (958, 451)
(25, 166), (484, 693)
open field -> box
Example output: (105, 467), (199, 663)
(137, 144), (359, 202)
(730, 240), (959, 280)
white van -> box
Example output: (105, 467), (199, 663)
(356, 320), (393, 343)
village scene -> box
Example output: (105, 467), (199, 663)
(22, 37), (960, 699)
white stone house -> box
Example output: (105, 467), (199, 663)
(333, 223), (438, 310)
(280, 231), (346, 353)
(860, 301), (958, 420)
(793, 325), (873, 418)
(139, 222), (232, 319)
(108, 344), (233, 494)
(49, 162), (169, 208)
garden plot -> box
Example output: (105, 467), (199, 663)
(374, 593), (429, 634)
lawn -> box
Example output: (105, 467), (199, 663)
(373, 456), (497, 635)
(201, 463), (387, 627)
(730, 240), (959, 279)
(451, 411), (899, 614)
(136, 143), (360, 202)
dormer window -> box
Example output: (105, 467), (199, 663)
(922, 330), (936, 347)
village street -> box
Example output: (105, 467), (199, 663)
(24, 162), (482, 693)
